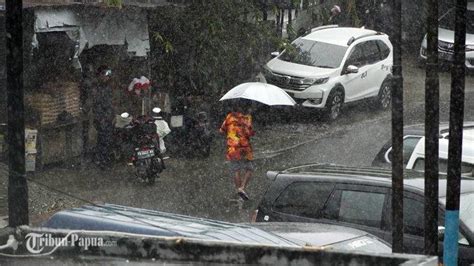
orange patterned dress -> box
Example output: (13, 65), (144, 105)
(220, 112), (255, 161)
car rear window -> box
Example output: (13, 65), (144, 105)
(376, 40), (390, 60)
(272, 182), (334, 218)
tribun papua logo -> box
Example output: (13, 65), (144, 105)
(25, 232), (104, 254)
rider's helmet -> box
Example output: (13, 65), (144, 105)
(152, 107), (162, 119)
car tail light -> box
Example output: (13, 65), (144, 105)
(250, 209), (258, 223)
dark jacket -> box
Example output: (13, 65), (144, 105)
(93, 83), (114, 125)
(327, 13), (346, 26)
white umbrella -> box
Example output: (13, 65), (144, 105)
(219, 82), (296, 106)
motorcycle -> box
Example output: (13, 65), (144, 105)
(167, 100), (213, 157)
(115, 113), (165, 185)
(184, 111), (213, 157)
(111, 114), (134, 162)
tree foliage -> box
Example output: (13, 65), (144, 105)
(149, 0), (281, 102)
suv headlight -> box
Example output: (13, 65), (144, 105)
(262, 65), (274, 78)
(301, 77), (329, 85)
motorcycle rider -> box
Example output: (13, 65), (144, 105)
(151, 107), (171, 154)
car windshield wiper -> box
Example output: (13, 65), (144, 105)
(315, 65), (334, 68)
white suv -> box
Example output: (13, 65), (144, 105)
(419, 2), (474, 69)
(263, 26), (393, 120)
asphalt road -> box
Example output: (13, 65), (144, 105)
(281, 58), (474, 168)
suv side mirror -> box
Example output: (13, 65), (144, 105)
(271, 51), (280, 58)
(345, 65), (359, 74)
(438, 226), (445, 241)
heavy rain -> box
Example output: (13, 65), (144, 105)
(0, 0), (474, 265)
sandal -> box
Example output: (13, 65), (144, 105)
(237, 190), (249, 201)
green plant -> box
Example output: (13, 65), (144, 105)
(106, 0), (122, 8)
(149, 1), (282, 102)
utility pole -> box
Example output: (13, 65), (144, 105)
(6, 0), (29, 226)
(390, 0), (404, 253)
(279, 8), (284, 37)
(444, 0), (467, 265)
(424, 0), (439, 256)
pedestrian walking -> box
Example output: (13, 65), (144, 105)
(220, 100), (255, 201)
(93, 65), (114, 169)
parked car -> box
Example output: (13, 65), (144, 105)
(43, 204), (392, 253)
(6, 206), (438, 265)
(254, 164), (474, 265)
(419, 2), (474, 69)
(42, 204), (295, 246)
(249, 222), (391, 254)
(262, 25), (393, 120)
(372, 122), (474, 176)
(42, 203), (392, 253)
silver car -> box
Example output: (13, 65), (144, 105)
(419, 2), (474, 69)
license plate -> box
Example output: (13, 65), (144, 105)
(137, 149), (154, 159)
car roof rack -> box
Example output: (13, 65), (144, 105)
(310, 24), (339, 32)
(281, 163), (427, 179)
(347, 32), (383, 46)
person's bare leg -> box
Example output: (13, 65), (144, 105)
(233, 170), (242, 191)
(240, 170), (253, 190)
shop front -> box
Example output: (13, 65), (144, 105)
(23, 5), (151, 169)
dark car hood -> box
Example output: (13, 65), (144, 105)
(42, 204), (298, 247)
(250, 222), (368, 244)
(248, 222), (392, 253)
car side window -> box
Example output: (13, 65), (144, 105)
(272, 182), (334, 218)
(325, 190), (386, 228)
(414, 158), (473, 176)
(376, 40), (391, 59)
(365, 41), (382, 64)
(441, 159), (474, 176)
(413, 158), (424, 171)
(403, 137), (422, 164)
(346, 44), (366, 68)
(384, 136), (421, 164)
(404, 197), (424, 236)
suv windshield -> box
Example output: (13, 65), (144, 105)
(440, 193), (474, 234)
(278, 38), (347, 68)
(439, 8), (474, 34)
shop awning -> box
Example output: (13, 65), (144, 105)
(33, 7), (150, 57)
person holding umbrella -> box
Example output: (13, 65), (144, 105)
(220, 100), (255, 201)
(219, 82), (296, 200)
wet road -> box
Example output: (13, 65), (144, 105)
(15, 58), (474, 225)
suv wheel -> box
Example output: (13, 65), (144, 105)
(376, 79), (391, 110)
(324, 88), (344, 121)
